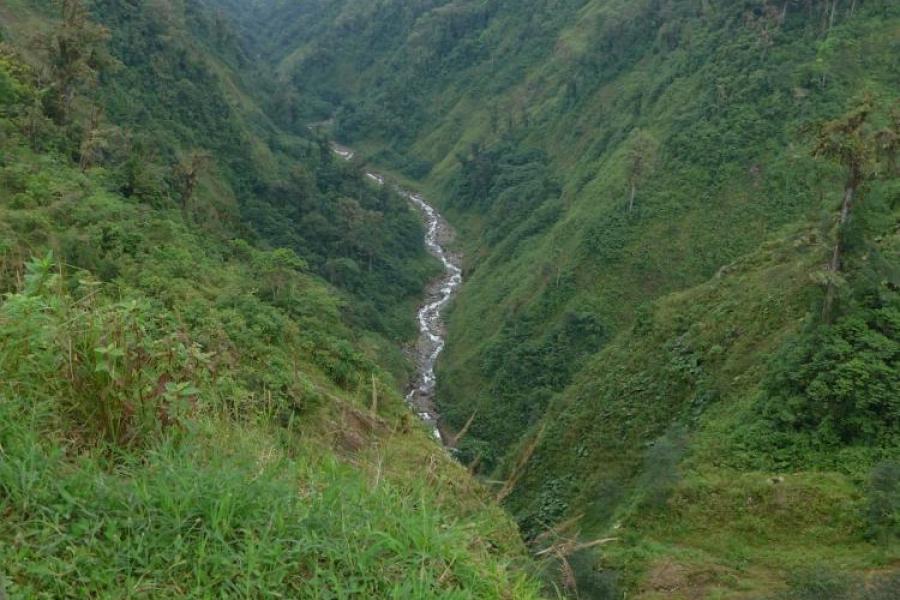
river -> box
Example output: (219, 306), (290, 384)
(332, 143), (462, 443)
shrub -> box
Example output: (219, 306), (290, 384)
(761, 307), (900, 446)
(866, 461), (900, 545)
(775, 567), (857, 600)
(637, 426), (687, 510)
(0, 254), (209, 448)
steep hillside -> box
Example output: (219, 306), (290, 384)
(0, 2), (542, 597)
(261, 0), (899, 453)
(251, 0), (900, 596)
(501, 223), (898, 597)
(2, 0), (897, 596)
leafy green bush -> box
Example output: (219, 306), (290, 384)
(0, 254), (207, 447)
(636, 427), (687, 510)
(866, 461), (900, 545)
(773, 567), (858, 600)
(762, 306), (899, 446)
(764, 568), (900, 600)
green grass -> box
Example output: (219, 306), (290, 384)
(250, 2), (900, 593)
(496, 222), (898, 595)
(0, 396), (542, 598)
(0, 8), (546, 597)
(256, 0), (899, 454)
(3, 0), (899, 596)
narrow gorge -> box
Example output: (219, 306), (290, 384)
(332, 143), (462, 442)
(0, 1), (897, 597)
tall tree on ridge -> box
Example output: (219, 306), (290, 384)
(37, 0), (112, 124)
(173, 150), (212, 215)
(626, 130), (658, 213)
(813, 95), (898, 320)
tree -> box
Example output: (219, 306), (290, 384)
(0, 53), (27, 108)
(172, 150), (212, 214)
(875, 105), (900, 174)
(78, 104), (121, 172)
(36, 0), (113, 124)
(762, 306), (900, 445)
(866, 461), (900, 546)
(21, 97), (55, 151)
(272, 87), (303, 128)
(288, 164), (317, 212)
(120, 137), (165, 203)
(337, 197), (384, 271)
(812, 95), (898, 320)
(254, 248), (309, 303)
(324, 257), (361, 289)
(625, 130), (658, 213)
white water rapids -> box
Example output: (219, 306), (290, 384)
(332, 144), (462, 443)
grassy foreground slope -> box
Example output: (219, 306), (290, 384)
(0, 2), (543, 597)
(0, 146), (538, 596)
(255, 0), (900, 595)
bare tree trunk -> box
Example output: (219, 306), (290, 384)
(451, 411), (477, 447)
(828, 0), (839, 35)
(79, 105), (102, 172)
(837, 184), (854, 226)
(823, 184), (855, 321)
(628, 182), (637, 212)
(497, 424), (546, 502)
(830, 183), (855, 274)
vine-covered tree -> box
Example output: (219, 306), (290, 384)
(36, 0), (113, 124)
(813, 95), (898, 320)
(78, 104), (121, 172)
(626, 130), (658, 213)
(173, 150), (212, 214)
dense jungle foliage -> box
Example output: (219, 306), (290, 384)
(1, 0), (898, 597)
(0, 1), (543, 597)
(246, 0), (900, 597)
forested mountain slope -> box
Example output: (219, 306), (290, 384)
(0, 1), (542, 596)
(1, 0), (897, 597)
(248, 0), (900, 597)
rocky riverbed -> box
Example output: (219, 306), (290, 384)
(332, 144), (462, 443)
